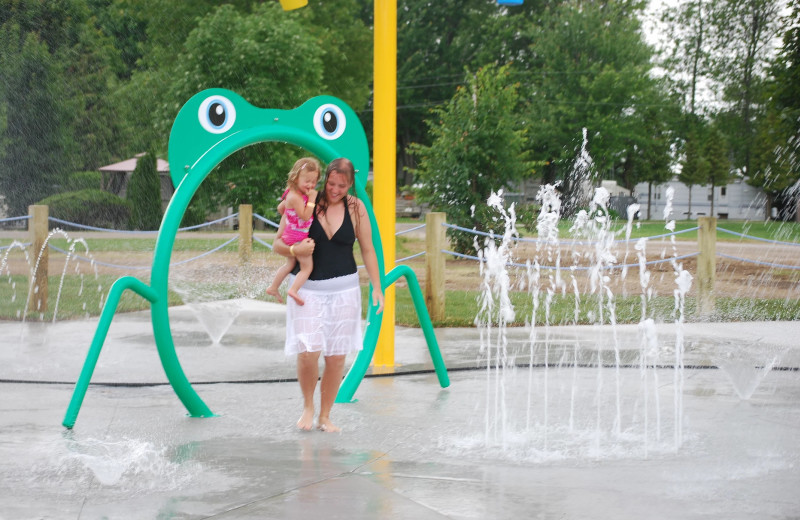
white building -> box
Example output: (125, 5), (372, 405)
(634, 177), (766, 220)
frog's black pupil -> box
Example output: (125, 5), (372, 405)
(209, 103), (225, 127)
(323, 111), (337, 133)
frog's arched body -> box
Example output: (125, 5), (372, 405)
(63, 89), (448, 429)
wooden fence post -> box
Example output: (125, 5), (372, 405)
(238, 204), (253, 263)
(425, 212), (446, 321)
(697, 216), (717, 315)
(28, 205), (49, 313)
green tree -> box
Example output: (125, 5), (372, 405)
(658, 0), (721, 118)
(411, 64), (528, 253)
(770, 2), (800, 141)
(295, 0), (372, 110)
(127, 152), (162, 230)
(87, 0), (148, 80)
(0, 0), (86, 54)
(749, 110), (797, 219)
(394, 0), (523, 186)
(679, 126), (710, 219)
(0, 30), (68, 216)
(1, 0), (129, 174)
(519, 0), (670, 191)
(62, 21), (127, 171)
(164, 3), (328, 219)
(704, 127), (731, 216)
(714, 0), (782, 177)
(748, 3), (800, 220)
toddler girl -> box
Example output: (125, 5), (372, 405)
(266, 157), (321, 305)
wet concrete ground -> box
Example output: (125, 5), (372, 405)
(1, 300), (799, 519)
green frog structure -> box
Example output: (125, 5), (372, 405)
(63, 89), (448, 429)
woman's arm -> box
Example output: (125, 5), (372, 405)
(273, 227), (315, 259)
(353, 198), (385, 314)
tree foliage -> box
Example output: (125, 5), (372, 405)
(411, 64), (528, 253)
(704, 126), (731, 215)
(748, 2), (800, 220)
(518, 0), (676, 194)
(164, 3), (329, 219)
(679, 126), (710, 218)
(394, 0), (522, 185)
(0, 0), (794, 224)
(715, 0), (782, 177)
(0, 29), (68, 216)
(127, 152), (162, 230)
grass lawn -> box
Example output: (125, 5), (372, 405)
(2, 219), (799, 325)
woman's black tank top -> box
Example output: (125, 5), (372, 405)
(292, 195), (357, 281)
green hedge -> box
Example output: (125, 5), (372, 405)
(65, 171), (102, 191)
(38, 189), (131, 229)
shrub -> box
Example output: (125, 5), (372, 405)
(65, 171), (102, 191)
(38, 189), (131, 229)
(127, 152), (163, 230)
(515, 203), (542, 233)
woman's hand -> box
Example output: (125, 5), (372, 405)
(274, 236), (314, 258)
(372, 289), (385, 314)
(292, 237), (315, 257)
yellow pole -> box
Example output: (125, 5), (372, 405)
(373, 0), (396, 366)
(278, 0), (308, 10)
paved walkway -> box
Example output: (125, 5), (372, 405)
(1, 301), (799, 519)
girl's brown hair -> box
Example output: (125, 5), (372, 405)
(285, 157), (321, 191)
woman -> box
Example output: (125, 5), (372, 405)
(273, 157), (384, 433)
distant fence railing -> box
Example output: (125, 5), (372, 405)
(3, 206), (799, 319)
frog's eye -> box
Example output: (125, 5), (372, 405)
(313, 104), (346, 140)
(198, 95), (236, 134)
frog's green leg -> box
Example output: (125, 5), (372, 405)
(337, 264), (450, 403)
(62, 276), (164, 428)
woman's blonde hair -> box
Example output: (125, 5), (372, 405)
(286, 157), (321, 191)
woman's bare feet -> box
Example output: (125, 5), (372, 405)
(317, 416), (341, 433)
(297, 407), (314, 431)
(265, 287), (283, 303)
(288, 289), (305, 306)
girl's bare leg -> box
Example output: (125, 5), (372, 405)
(296, 350), (321, 430)
(266, 257), (297, 303)
(317, 354), (346, 433)
(287, 255), (313, 306)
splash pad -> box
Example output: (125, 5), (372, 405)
(1, 309), (798, 518)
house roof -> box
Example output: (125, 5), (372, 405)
(98, 153), (170, 174)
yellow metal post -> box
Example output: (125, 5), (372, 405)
(278, 0), (308, 10)
(373, 0), (397, 366)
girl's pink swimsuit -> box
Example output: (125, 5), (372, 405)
(281, 189), (314, 245)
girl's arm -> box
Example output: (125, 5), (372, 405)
(353, 198), (384, 314)
(286, 190), (316, 222)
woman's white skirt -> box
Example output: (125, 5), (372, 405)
(284, 273), (363, 357)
